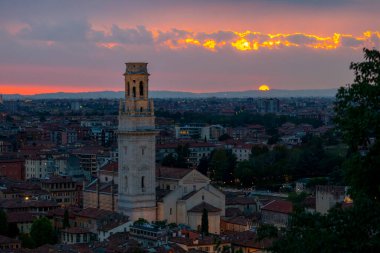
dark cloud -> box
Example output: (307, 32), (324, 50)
(109, 25), (154, 44)
(18, 19), (91, 42)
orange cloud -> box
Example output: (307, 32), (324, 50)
(144, 29), (380, 52)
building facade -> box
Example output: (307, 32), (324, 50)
(118, 62), (157, 221)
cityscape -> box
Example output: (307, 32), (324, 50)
(0, 1), (380, 253)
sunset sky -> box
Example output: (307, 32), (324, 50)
(0, 0), (379, 94)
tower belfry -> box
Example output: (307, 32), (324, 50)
(118, 62), (157, 221)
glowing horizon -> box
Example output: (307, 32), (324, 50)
(1, 0), (379, 93)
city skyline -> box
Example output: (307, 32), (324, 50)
(1, 0), (380, 94)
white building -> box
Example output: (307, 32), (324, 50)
(117, 62), (157, 222)
(232, 144), (253, 162)
(156, 167), (225, 234)
(25, 157), (51, 179)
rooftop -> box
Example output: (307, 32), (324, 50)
(261, 199), (293, 214)
(188, 202), (221, 213)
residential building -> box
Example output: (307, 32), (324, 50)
(316, 185), (347, 214)
(40, 176), (78, 207)
(261, 199), (293, 228)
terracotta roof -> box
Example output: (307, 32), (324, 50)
(261, 200), (293, 214)
(188, 202), (221, 213)
(99, 219), (129, 231)
(228, 231), (272, 249)
(0, 235), (20, 244)
(41, 176), (74, 184)
(170, 236), (227, 246)
(225, 207), (243, 217)
(222, 216), (250, 226)
(0, 199), (59, 209)
(100, 161), (118, 172)
(226, 197), (256, 205)
(156, 166), (192, 180)
(76, 207), (114, 219)
(85, 181), (118, 194)
(7, 212), (37, 223)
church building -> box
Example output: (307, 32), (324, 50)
(83, 62), (225, 233)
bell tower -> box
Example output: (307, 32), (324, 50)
(118, 62), (157, 221)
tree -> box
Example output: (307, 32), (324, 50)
(201, 208), (209, 235)
(0, 210), (8, 236)
(209, 149), (236, 184)
(218, 133), (232, 141)
(197, 156), (209, 176)
(234, 160), (254, 187)
(335, 48), (380, 152)
(256, 224), (278, 242)
(63, 209), (70, 229)
(134, 218), (149, 226)
(210, 149), (229, 182)
(250, 145), (269, 158)
(19, 234), (35, 249)
(161, 144), (190, 168)
(269, 49), (380, 252)
(7, 223), (19, 238)
(335, 48), (380, 200)
(30, 217), (55, 247)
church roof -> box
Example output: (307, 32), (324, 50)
(188, 202), (221, 213)
(156, 166), (192, 180)
(181, 191), (198, 200)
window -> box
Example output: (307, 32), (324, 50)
(141, 176), (145, 191)
(127, 82), (130, 96)
(170, 208), (172, 215)
(133, 86), (136, 97)
(139, 81), (144, 96)
(142, 147), (145, 155)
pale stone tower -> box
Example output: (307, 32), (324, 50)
(118, 62), (157, 221)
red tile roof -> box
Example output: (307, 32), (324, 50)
(76, 208), (114, 219)
(100, 161), (118, 172)
(7, 212), (37, 223)
(156, 166), (192, 179)
(261, 200), (293, 214)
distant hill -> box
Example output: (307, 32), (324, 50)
(2, 89), (338, 100)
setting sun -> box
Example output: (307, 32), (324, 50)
(258, 84), (270, 91)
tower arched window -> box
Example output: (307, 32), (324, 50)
(127, 82), (130, 96)
(141, 176), (145, 191)
(132, 86), (136, 97)
(139, 81), (144, 96)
